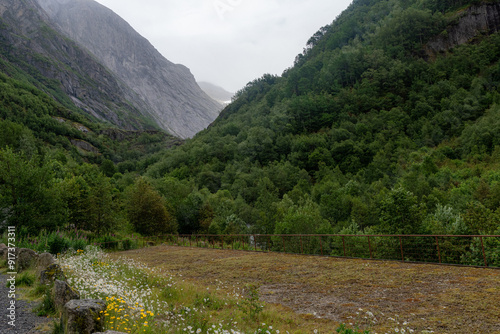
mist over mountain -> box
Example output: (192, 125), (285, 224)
(198, 82), (234, 105)
(37, 0), (222, 138)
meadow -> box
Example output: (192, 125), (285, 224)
(57, 244), (500, 333)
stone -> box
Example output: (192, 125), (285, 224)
(0, 243), (7, 261)
(53, 279), (80, 310)
(16, 248), (38, 272)
(36, 252), (55, 276)
(425, 3), (500, 56)
(62, 299), (106, 334)
(40, 263), (66, 285)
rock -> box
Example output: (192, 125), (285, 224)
(36, 252), (55, 276)
(62, 299), (106, 334)
(40, 263), (66, 284)
(53, 279), (80, 310)
(0, 243), (7, 261)
(16, 248), (38, 272)
(425, 3), (500, 56)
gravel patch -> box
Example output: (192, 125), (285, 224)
(0, 273), (52, 333)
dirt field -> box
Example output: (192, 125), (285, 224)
(111, 245), (500, 333)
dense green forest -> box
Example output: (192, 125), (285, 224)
(1, 0), (500, 245)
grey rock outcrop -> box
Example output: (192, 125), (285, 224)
(54, 279), (80, 310)
(38, 0), (222, 138)
(62, 299), (106, 334)
(36, 252), (56, 276)
(16, 248), (38, 272)
(0, 0), (155, 131)
(40, 263), (66, 285)
(426, 3), (500, 55)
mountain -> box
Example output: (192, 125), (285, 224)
(198, 82), (234, 105)
(142, 0), (500, 236)
(0, 0), (157, 131)
(37, 0), (222, 139)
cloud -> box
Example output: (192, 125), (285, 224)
(94, 0), (352, 92)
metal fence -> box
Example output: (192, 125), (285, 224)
(95, 234), (500, 268)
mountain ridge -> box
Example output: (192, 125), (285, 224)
(0, 0), (156, 130)
(37, 0), (222, 138)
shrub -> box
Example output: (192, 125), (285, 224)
(70, 238), (88, 252)
(47, 233), (70, 255)
(121, 238), (135, 251)
(16, 271), (36, 287)
(35, 288), (56, 316)
(97, 235), (118, 249)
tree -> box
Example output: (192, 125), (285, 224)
(378, 187), (426, 234)
(60, 165), (117, 234)
(100, 159), (117, 177)
(126, 178), (178, 236)
(0, 147), (66, 234)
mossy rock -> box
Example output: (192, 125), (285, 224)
(53, 279), (80, 311)
(62, 299), (106, 334)
(36, 252), (55, 277)
(40, 263), (66, 285)
(16, 248), (38, 272)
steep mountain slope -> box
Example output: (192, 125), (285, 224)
(37, 0), (222, 139)
(143, 0), (500, 236)
(0, 0), (156, 131)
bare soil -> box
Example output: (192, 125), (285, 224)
(111, 245), (500, 334)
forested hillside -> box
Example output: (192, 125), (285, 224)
(143, 0), (500, 236)
(2, 0), (500, 242)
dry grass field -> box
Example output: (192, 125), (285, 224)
(111, 245), (500, 333)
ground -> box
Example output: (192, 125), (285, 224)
(110, 245), (500, 334)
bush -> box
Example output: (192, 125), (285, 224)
(16, 271), (35, 287)
(35, 287), (56, 316)
(47, 233), (71, 255)
(97, 235), (118, 250)
(121, 238), (135, 251)
(70, 238), (88, 251)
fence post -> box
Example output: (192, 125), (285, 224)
(342, 236), (346, 257)
(300, 235), (303, 254)
(368, 236), (373, 259)
(435, 236), (441, 264)
(254, 235), (257, 251)
(282, 236), (286, 253)
(399, 236), (404, 262)
(480, 236), (488, 267)
(319, 236), (323, 256)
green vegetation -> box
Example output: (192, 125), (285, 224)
(140, 0), (500, 238)
(1, 0), (500, 264)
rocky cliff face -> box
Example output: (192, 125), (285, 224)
(38, 0), (222, 138)
(426, 3), (500, 56)
(0, 0), (154, 130)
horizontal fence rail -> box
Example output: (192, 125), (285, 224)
(94, 234), (500, 269)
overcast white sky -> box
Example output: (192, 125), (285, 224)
(93, 0), (353, 93)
